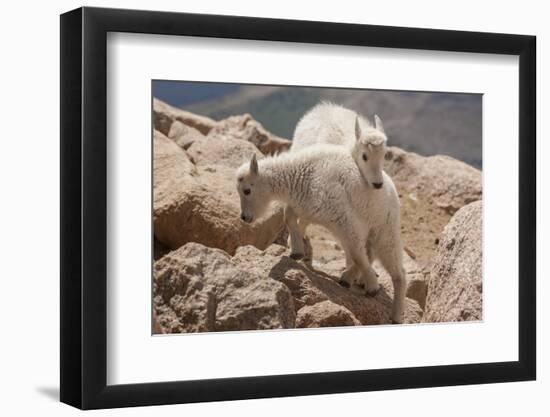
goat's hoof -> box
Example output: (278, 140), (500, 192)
(366, 286), (380, 297)
(289, 253), (304, 260)
(338, 280), (350, 288)
(391, 319), (402, 325)
(350, 283), (365, 295)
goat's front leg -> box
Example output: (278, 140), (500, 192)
(353, 244), (379, 293)
(336, 226), (379, 295)
(358, 263), (380, 296)
(339, 260), (360, 288)
(338, 236), (363, 289)
(285, 206), (306, 260)
(340, 252), (357, 288)
(348, 244), (380, 296)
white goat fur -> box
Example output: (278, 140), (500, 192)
(292, 102), (388, 188)
(236, 143), (407, 323)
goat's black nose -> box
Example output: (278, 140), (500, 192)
(241, 214), (246, 221)
(373, 182), (383, 189)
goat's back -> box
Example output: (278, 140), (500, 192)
(291, 102), (370, 151)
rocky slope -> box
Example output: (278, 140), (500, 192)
(152, 98), (483, 332)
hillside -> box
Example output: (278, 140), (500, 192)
(186, 85), (482, 168)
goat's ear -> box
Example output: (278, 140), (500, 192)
(250, 153), (259, 175)
(354, 116), (362, 141)
(374, 114), (385, 133)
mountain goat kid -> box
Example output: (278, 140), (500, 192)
(287, 103), (390, 264)
(236, 146), (406, 324)
(292, 102), (389, 189)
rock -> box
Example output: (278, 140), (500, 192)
(153, 237), (171, 261)
(153, 129), (198, 211)
(406, 271), (428, 310)
(153, 99), (291, 155)
(154, 243), (422, 333)
(233, 245), (423, 325)
(385, 146), (482, 215)
(153, 130), (285, 255)
(187, 130), (264, 170)
(234, 245), (327, 311)
(296, 301), (361, 328)
(207, 114), (291, 155)
(153, 98), (216, 136)
(423, 201), (482, 322)
(168, 120), (205, 150)
(154, 243), (296, 332)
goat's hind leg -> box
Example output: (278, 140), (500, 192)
(377, 247), (407, 324)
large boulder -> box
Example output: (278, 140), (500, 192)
(153, 130), (198, 204)
(153, 97), (216, 136)
(154, 243), (296, 332)
(406, 266), (429, 310)
(232, 245), (423, 325)
(168, 120), (205, 150)
(423, 201), (482, 322)
(153, 130), (285, 255)
(187, 129), (264, 170)
(207, 114), (291, 155)
(385, 146), (482, 215)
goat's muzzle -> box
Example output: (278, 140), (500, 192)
(240, 213), (253, 223)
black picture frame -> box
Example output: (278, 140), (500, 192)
(60, 6), (536, 410)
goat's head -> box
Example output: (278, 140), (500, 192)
(236, 154), (271, 223)
(351, 114), (388, 189)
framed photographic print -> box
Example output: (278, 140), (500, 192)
(60, 6), (536, 410)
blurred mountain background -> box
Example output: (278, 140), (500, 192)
(153, 81), (482, 168)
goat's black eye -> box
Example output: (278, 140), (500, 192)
(362, 153), (368, 161)
(244, 188), (251, 195)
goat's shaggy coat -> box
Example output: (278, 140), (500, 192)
(236, 140), (407, 323)
(293, 102), (389, 188)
